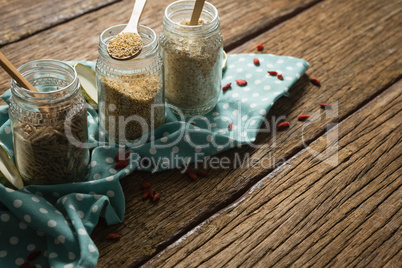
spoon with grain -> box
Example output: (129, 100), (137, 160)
(107, 0), (147, 60)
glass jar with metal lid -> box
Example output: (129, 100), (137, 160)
(160, 0), (223, 116)
(8, 60), (90, 185)
(96, 24), (164, 145)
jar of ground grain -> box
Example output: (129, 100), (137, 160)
(96, 24), (164, 144)
(9, 60), (90, 185)
(160, 0), (223, 116)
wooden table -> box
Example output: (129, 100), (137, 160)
(1, 0), (401, 267)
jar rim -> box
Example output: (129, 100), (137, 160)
(99, 24), (158, 62)
(11, 59), (79, 105)
(163, 0), (219, 34)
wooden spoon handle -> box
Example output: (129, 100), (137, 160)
(124, 0), (148, 33)
(0, 51), (38, 92)
(190, 0), (205, 25)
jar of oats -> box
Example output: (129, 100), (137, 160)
(9, 60), (90, 185)
(160, 0), (223, 116)
(96, 24), (164, 144)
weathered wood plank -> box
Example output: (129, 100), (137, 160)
(144, 80), (402, 268)
(0, 0), (121, 46)
(0, 0), (401, 266)
(89, 0), (402, 266)
(0, 0), (320, 95)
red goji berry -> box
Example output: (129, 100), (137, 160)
(236, 79), (247, 86)
(310, 78), (321, 86)
(186, 169), (198, 180)
(140, 182), (151, 189)
(277, 121), (290, 130)
(297, 115), (310, 121)
(253, 58), (260, 65)
(153, 192), (160, 202)
(115, 151), (130, 161)
(228, 122), (233, 131)
(114, 160), (129, 169)
(142, 189), (151, 199)
(222, 82), (232, 92)
(149, 190), (156, 199)
(27, 250), (41, 261)
(320, 103), (332, 109)
(190, 122), (196, 126)
(257, 44), (264, 51)
(196, 170), (208, 177)
(106, 233), (121, 240)
(277, 74), (283, 80)
(267, 71), (277, 76)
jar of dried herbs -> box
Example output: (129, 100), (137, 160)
(160, 0), (223, 116)
(9, 60), (90, 185)
(96, 24), (164, 144)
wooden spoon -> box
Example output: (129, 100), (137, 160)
(107, 0), (147, 60)
(189, 0), (205, 25)
(0, 51), (38, 92)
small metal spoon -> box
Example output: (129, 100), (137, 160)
(107, 0), (147, 60)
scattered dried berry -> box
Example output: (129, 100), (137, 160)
(222, 82), (232, 92)
(320, 103), (332, 109)
(235, 79), (247, 86)
(106, 233), (121, 240)
(297, 115), (310, 121)
(149, 190), (156, 199)
(115, 151), (130, 162)
(142, 189), (151, 199)
(277, 121), (290, 130)
(267, 71), (277, 76)
(253, 58), (260, 65)
(186, 169), (198, 180)
(196, 170), (209, 177)
(277, 74), (283, 80)
(140, 182), (151, 189)
(257, 44), (264, 51)
(114, 160), (129, 169)
(190, 122), (196, 126)
(310, 77), (321, 86)
(228, 122), (233, 131)
(153, 193), (160, 202)
(27, 251), (41, 262)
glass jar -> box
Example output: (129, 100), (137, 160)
(160, 0), (223, 116)
(9, 60), (90, 185)
(96, 24), (164, 145)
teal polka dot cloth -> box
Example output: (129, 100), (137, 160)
(0, 54), (308, 267)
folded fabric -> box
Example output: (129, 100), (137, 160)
(0, 53), (308, 267)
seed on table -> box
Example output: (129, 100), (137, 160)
(268, 71), (277, 76)
(143, 189), (151, 199)
(277, 74), (283, 80)
(140, 182), (151, 189)
(196, 170), (209, 177)
(297, 115), (310, 121)
(253, 58), (260, 65)
(222, 82), (232, 92)
(153, 192), (160, 202)
(277, 121), (290, 130)
(228, 122), (233, 130)
(236, 79), (247, 86)
(320, 103), (332, 109)
(114, 160), (129, 169)
(186, 169), (198, 180)
(106, 233), (121, 240)
(310, 77), (321, 86)
(257, 44), (264, 51)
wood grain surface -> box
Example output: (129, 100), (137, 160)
(0, 0), (121, 46)
(0, 0), (401, 267)
(145, 80), (402, 268)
